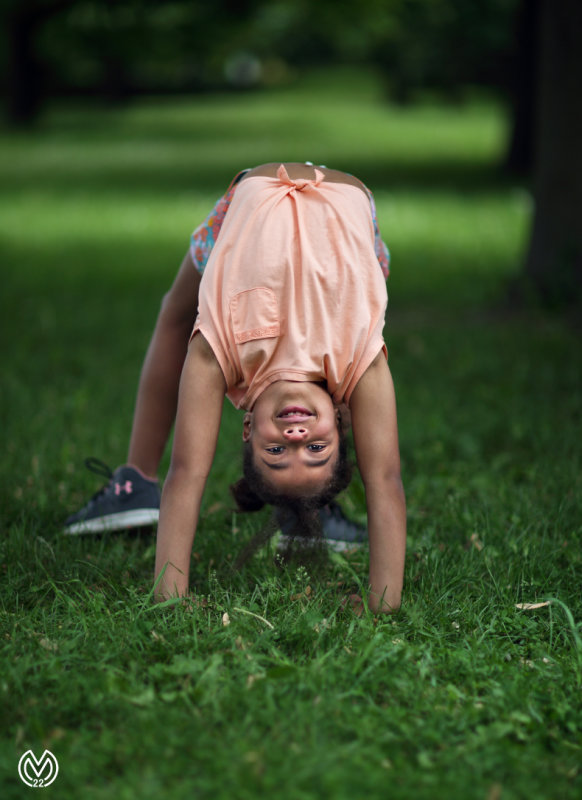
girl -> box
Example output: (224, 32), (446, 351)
(153, 162), (406, 613)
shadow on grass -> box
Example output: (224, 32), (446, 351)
(1, 85), (520, 197)
(2, 149), (516, 197)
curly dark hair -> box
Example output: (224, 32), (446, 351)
(230, 431), (352, 517)
(229, 431), (353, 569)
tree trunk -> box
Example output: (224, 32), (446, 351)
(523, 0), (582, 303)
(4, 0), (78, 127)
(504, 0), (539, 176)
(5, 6), (43, 125)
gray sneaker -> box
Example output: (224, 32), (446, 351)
(64, 459), (160, 535)
(276, 502), (367, 553)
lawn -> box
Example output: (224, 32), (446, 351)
(1, 67), (580, 799)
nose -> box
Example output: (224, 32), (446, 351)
(283, 425), (308, 441)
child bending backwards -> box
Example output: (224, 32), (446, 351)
(66, 162), (406, 613)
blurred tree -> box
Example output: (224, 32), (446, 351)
(521, 0), (582, 303)
(503, 0), (538, 175)
(245, 0), (520, 103)
(3, 0), (77, 125)
(366, 0), (519, 104)
(2, 0), (524, 125)
(1, 0), (262, 123)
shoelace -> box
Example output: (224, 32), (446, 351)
(83, 457), (115, 504)
(84, 457), (114, 481)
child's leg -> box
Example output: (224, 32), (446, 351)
(127, 251), (201, 477)
(64, 251), (201, 534)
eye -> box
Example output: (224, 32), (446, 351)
(307, 444), (325, 453)
(266, 445), (285, 455)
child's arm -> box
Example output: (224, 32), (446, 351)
(349, 352), (406, 613)
(154, 333), (226, 600)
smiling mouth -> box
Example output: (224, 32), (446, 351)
(277, 406), (314, 422)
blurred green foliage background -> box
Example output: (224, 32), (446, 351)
(2, 0), (522, 121)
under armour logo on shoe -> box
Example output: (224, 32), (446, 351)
(114, 481), (133, 496)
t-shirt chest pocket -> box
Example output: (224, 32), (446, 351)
(230, 288), (281, 344)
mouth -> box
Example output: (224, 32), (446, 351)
(277, 406), (314, 422)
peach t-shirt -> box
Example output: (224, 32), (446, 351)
(192, 164), (388, 410)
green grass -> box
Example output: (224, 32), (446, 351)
(1, 67), (581, 799)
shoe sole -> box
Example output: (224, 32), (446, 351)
(277, 534), (364, 554)
(64, 509), (160, 535)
